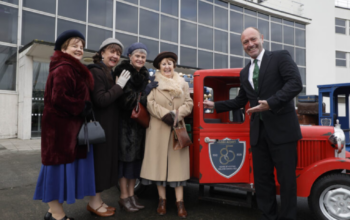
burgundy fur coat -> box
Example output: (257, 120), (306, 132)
(41, 51), (94, 165)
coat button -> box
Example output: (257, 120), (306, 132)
(169, 102), (172, 106)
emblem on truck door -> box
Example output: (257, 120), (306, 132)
(208, 138), (246, 179)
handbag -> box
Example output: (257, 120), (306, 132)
(77, 110), (106, 151)
(173, 109), (193, 151)
(130, 92), (150, 128)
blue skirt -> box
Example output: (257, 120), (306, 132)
(33, 145), (96, 204)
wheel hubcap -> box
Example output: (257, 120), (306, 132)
(321, 186), (350, 220)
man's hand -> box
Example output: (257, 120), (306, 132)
(246, 100), (270, 114)
(203, 100), (215, 109)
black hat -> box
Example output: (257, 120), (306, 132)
(127, 42), (149, 56)
(54, 30), (85, 51)
(153, 52), (178, 69)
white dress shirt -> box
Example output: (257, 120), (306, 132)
(248, 49), (265, 90)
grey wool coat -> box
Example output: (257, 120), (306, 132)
(140, 71), (193, 182)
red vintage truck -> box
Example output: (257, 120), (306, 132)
(134, 68), (350, 220)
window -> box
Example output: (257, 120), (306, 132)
(335, 18), (346, 34)
(116, 2), (138, 34)
(336, 51), (347, 67)
(0, 5), (18, 44)
(22, 11), (55, 45)
(88, 27), (112, 51)
(0, 45), (16, 91)
(58, 0), (86, 21)
(139, 9), (159, 39)
(88, 0), (113, 28)
(23, 0), (56, 14)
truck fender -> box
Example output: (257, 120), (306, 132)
(296, 158), (350, 197)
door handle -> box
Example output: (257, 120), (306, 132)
(204, 137), (217, 143)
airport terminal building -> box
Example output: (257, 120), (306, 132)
(0, 0), (348, 139)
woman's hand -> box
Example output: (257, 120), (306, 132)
(161, 111), (175, 126)
(116, 70), (131, 88)
(144, 76), (158, 96)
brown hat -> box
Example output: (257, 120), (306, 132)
(153, 52), (178, 69)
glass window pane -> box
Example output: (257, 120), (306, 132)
(115, 32), (137, 56)
(0, 5), (18, 44)
(244, 58), (250, 66)
(57, 19), (86, 41)
(258, 19), (269, 40)
(336, 51), (346, 59)
(116, 2), (138, 34)
(161, 0), (178, 16)
(298, 67), (306, 85)
(0, 0), (18, 4)
(230, 56), (243, 68)
(198, 26), (213, 50)
(180, 47), (196, 67)
(244, 15), (257, 28)
(295, 29), (305, 47)
(120, 0), (137, 4)
(181, 0), (197, 22)
(258, 12), (269, 20)
(230, 4), (243, 12)
(245, 9), (256, 16)
(215, 30), (228, 53)
(336, 18), (346, 26)
(88, 0), (113, 28)
(271, 23), (282, 42)
(140, 0), (159, 11)
(271, 16), (282, 23)
(215, 0), (227, 7)
(23, 0), (55, 14)
(214, 54), (227, 68)
(140, 9), (159, 39)
(230, 33), (243, 56)
(0, 46), (16, 90)
(336, 59), (346, 67)
(199, 1), (213, 26)
(284, 26), (294, 45)
(160, 42), (177, 54)
(181, 21), (197, 47)
(87, 26), (112, 51)
(139, 37), (158, 60)
(22, 11), (55, 45)
(215, 6), (228, 30)
(230, 11), (243, 33)
(271, 43), (282, 51)
(295, 23), (305, 29)
(284, 45), (294, 61)
(161, 15), (178, 43)
(58, 0), (86, 21)
(198, 50), (213, 69)
(296, 48), (306, 66)
(283, 19), (294, 26)
(336, 27), (346, 34)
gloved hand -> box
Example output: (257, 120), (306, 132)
(81, 101), (92, 117)
(116, 69), (131, 89)
(144, 75), (158, 96)
(161, 111), (175, 126)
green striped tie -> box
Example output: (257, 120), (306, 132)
(253, 59), (259, 93)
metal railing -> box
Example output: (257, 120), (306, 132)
(335, 0), (350, 8)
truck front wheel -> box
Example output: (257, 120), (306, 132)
(308, 173), (350, 220)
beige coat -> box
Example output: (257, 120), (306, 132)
(140, 71), (193, 182)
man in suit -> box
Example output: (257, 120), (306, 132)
(203, 27), (302, 220)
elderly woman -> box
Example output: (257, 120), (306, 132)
(33, 30), (95, 220)
(113, 42), (158, 212)
(87, 38), (130, 217)
(140, 52), (193, 218)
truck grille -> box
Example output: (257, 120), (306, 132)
(297, 140), (329, 168)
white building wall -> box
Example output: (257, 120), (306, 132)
(0, 92), (18, 139)
(259, 0), (306, 16)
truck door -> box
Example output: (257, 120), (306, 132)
(193, 69), (252, 184)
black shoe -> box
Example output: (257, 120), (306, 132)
(44, 212), (52, 220)
(49, 216), (74, 220)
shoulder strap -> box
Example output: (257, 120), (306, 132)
(173, 109), (179, 127)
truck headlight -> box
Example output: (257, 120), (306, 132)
(328, 121), (345, 154)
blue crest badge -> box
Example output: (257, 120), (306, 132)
(209, 138), (246, 178)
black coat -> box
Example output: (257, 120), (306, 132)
(215, 50), (303, 145)
(89, 62), (123, 192)
(113, 60), (149, 162)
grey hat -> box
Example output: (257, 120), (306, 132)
(99, 38), (124, 52)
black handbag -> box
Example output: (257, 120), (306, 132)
(77, 110), (106, 151)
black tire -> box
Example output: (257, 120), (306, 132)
(116, 178), (148, 196)
(308, 173), (350, 220)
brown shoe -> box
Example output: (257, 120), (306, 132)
(87, 203), (115, 217)
(129, 195), (145, 209)
(157, 198), (166, 215)
(176, 201), (187, 218)
(102, 202), (116, 211)
(118, 197), (139, 212)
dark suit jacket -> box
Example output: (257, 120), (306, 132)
(215, 50), (302, 145)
